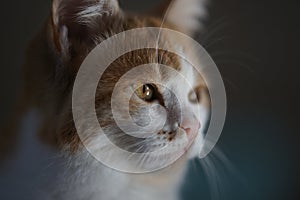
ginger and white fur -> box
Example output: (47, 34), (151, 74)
(3, 0), (210, 200)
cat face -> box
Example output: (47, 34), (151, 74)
(51, 0), (210, 171)
(94, 49), (210, 166)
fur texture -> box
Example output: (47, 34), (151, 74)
(4, 0), (211, 199)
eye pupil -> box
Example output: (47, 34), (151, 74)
(142, 85), (147, 93)
(144, 84), (154, 101)
(136, 84), (155, 102)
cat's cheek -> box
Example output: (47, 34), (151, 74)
(186, 132), (204, 159)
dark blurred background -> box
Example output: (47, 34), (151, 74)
(0, 0), (299, 199)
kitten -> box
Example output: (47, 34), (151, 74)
(4, 0), (211, 199)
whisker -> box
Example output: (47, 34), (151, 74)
(155, 0), (176, 63)
(199, 155), (222, 200)
(222, 78), (240, 91)
(203, 36), (232, 49)
(199, 18), (230, 45)
(209, 51), (259, 64)
(215, 59), (256, 74)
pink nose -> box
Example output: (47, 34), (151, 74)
(180, 117), (201, 136)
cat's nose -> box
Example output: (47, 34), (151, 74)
(180, 118), (200, 137)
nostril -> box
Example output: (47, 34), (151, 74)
(180, 120), (200, 135)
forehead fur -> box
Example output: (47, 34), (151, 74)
(56, 14), (181, 73)
(96, 48), (181, 100)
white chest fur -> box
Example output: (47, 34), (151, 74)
(51, 150), (188, 200)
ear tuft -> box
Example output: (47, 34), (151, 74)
(76, 0), (120, 24)
(50, 0), (120, 58)
(52, 0), (120, 26)
(59, 25), (70, 59)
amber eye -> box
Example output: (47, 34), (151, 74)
(189, 86), (207, 104)
(188, 90), (199, 104)
(135, 84), (156, 102)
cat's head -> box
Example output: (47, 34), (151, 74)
(51, 0), (210, 171)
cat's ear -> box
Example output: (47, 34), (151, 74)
(153, 0), (208, 36)
(49, 0), (121, 58)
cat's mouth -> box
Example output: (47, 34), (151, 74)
(155, 119), (201, 153)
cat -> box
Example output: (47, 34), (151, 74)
(2, 0), (211, 199)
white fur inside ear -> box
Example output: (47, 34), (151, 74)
(52, 0), (60, 27)
(76, 0), (120, 24)
(59, 25), (70, 59)
(166, 0), (208, 35)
